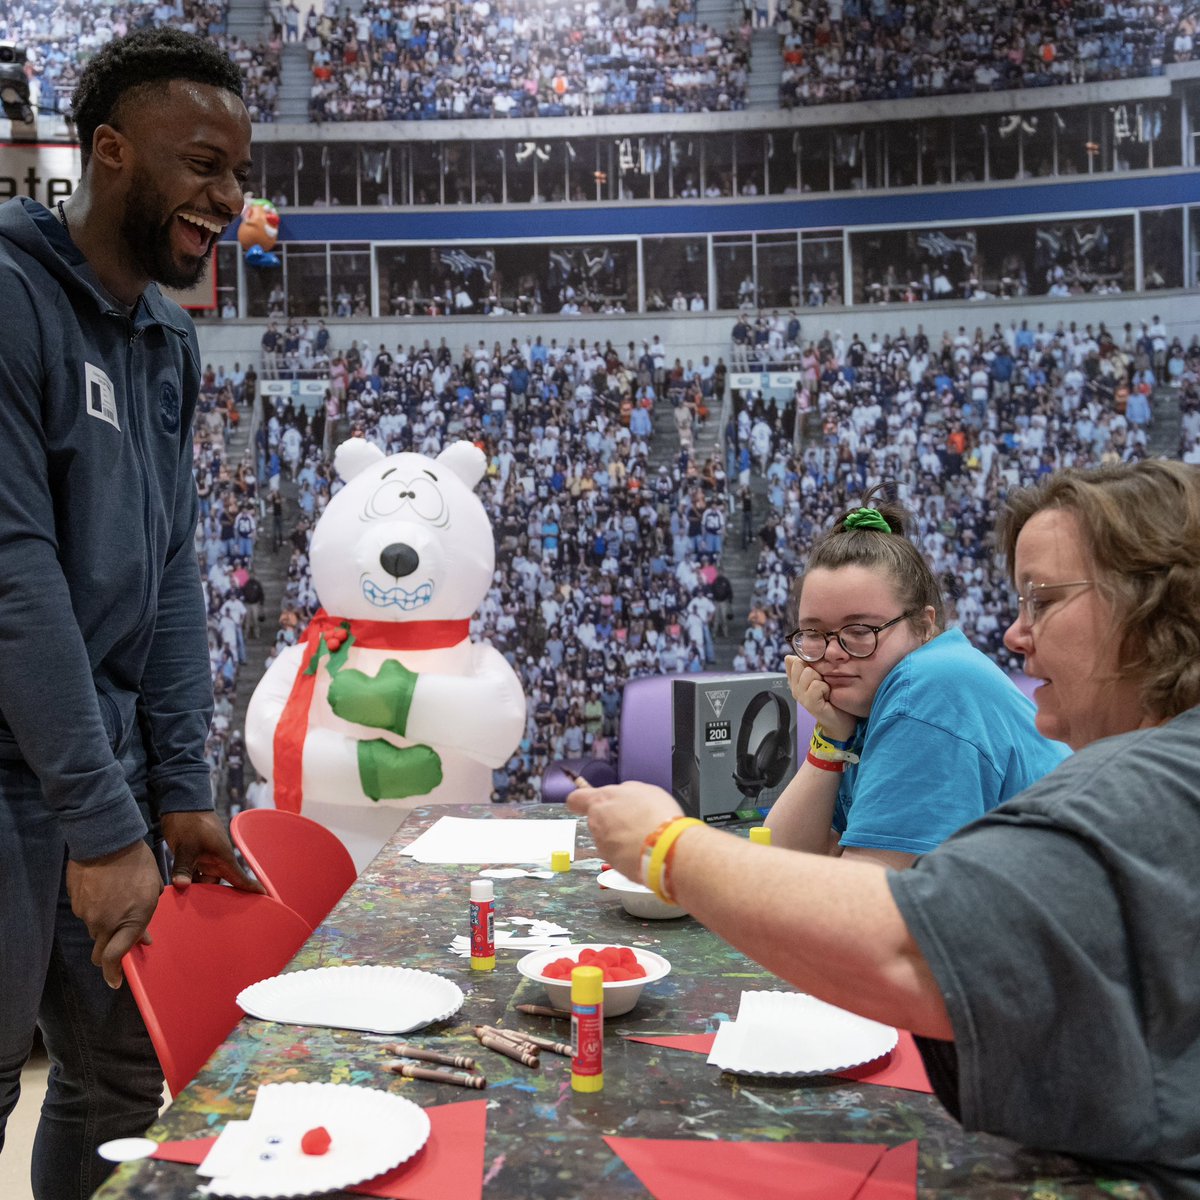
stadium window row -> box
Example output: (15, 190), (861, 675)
(247, 98), (1185, 206)
(210, 195), (1195, 320)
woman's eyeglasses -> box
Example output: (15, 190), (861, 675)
(786, 611), (915, 663)
(1014, 580), (1092, 626)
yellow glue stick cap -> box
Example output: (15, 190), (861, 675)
(570, 964), (603, 1006)
(749, 826), (772, 846)
(551, 850), (571, 872)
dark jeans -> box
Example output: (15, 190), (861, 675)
(0, 762), (163, 1200)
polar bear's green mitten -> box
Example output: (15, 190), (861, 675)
(327, 660), (417, 736)
(357, 740), (443, 800)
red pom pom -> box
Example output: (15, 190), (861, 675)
(301, 1127), (332, 1156)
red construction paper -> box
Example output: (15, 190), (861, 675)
(835, 1033), (933, 1094)
(152, 1099), (487, 1200)
(625, 1029), (933, 1094)
(603, 1137), (886, 1200)
(625, 1032), (717, 1053)
(854, 1140), (918, 1200)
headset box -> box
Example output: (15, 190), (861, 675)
(671, 673), (797, 824)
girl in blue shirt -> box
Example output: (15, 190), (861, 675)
(765, 487), (1067, 867)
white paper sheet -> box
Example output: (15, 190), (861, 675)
(399, 816), (576, 864)
(447, 917), (572, 956)
(707, 990), (897, 1077)
(477, 867), (555, 880)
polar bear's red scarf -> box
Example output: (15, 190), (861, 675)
(273, 607), (471, 813)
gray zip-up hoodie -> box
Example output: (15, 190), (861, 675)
(0, 196), (214, 860)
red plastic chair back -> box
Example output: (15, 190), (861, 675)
(124, 885), (311, 1095)
(231, 808), (357, 932)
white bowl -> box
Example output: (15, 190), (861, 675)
(515, 943), (671, 1018)
(598, 868), (689, 920)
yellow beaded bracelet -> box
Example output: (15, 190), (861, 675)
(644, 817), (704, 902)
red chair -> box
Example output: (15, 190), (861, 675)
(231, 808), (357, 932)
(124, 884), (311, 1095)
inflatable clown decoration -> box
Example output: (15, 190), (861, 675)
(237, 196), (280, 267)
(245, 439), (527, 867)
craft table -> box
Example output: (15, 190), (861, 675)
(93, 804), (1146, 1200)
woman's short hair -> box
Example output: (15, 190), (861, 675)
(1000, 460), (1200, 720)
(793, 484), (945, 631)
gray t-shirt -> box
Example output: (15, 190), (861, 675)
(889, 704), (1200, 1198)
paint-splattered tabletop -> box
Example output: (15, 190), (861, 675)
(94, 805), (1146, 1199)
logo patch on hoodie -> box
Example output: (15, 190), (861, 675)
(160, 380), (180, 433)
(84, 363), (120, 431)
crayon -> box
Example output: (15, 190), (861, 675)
(483, 1027), (572, 1058)
(516, 1003), (571, 1019)
(475, 1032), (540, 1067)
(473, 1025), (540, 1056)
(385, 1061), (487, 1089)
(384, 1043), (478, 1071)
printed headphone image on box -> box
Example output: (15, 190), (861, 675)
(732, 690), (793, 801)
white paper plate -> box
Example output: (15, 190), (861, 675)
(200, 1082), (430, 1199)
(237, 966), (464, 1035)
(707, 991), (898, 1076)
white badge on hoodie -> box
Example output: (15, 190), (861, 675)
(84, 362), (120, 431)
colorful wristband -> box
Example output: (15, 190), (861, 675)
(659, 829), (694, 904)
(809, 728), (859, 764)
(643, 817), (704, 902)
(814, 723), (854, 751)
(806, 750), (845, 773)
(639, 820), (676, 894)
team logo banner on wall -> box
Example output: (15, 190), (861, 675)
(730, 373), (801, 390)
(261, 379), (328, 410)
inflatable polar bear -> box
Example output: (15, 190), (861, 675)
(245, 438), (526, 868)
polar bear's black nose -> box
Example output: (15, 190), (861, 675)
(380, 543), (420, 578)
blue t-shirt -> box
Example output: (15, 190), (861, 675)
(833, 629), (1069, 855)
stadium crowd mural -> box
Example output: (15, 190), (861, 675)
(220, 310), (1197, 804)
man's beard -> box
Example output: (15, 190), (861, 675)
(121, 174), (212, 290)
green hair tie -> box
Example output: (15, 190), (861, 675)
(844, 507), (892, 533)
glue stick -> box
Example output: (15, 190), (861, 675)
(749, 826), (772, 846)
(570, 965), (604, 1093)
(469, 879), (495, 971)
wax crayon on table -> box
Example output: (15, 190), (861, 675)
(385, 1061), (487, 1089)
(384, 1043), (478, 1070)
(501, 1029), (573, 1058)
(515, 1003), (571, 1019)
(475, 1031), (540, 1067)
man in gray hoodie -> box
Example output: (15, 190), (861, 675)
(0, 28), (262, 1200)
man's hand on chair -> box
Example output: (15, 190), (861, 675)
(162, 811), (265, 893)
(67, 839), (163, 989)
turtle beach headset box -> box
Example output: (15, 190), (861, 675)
(671, 673), (798, 824)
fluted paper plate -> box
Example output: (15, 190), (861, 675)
(707, 991), (898, 1076)
(200, 1082), (430, 1198)
(237, 966), (464, 1034)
